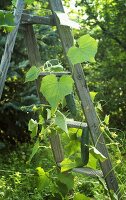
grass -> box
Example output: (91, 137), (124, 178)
(0, 139), (125, 200)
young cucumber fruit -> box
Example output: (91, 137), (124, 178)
(65, 93), (77, 117)
(81, 127), (89, 165)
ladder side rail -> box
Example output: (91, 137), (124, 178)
(23, 24), (64, 164)
(48, 0), (121, 198)
(0, 0), (24, 99)
(23, 24), (41, 67)
(23, 24), (44, 100)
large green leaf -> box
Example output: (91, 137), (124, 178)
(78, 34), (98, 62)
(67, 34), (98, 64)
(28, 139), (39, 163)
(86, 153), (97, 169)
(25, 0), (34, 4)
(74, 193), (90, 200)
(0, 11), (5, 26)
(67, 46), (85, 65)
(25, 66), (40, 82)
(36, 167), (50, 191)
(58, 173), (74, 190)
(54, 110), (68, 133)
(0, 11), (15, 32)
(60, 158), (77, 172)
(40, 74), (74, 109)
(28, 119), (38, 139)
(90, 147), (107, 162)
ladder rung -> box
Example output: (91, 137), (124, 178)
(66, 120), (87, 129)
(39, 71), (71, 77)
(21, 13), (56, 26)
(72, 167), (103, 178)
(46, 120), (87, 129)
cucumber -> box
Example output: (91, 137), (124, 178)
(81, 127), (89, 165)
(65, 93), (77, 117)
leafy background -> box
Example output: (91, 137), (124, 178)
(0, 0), (126, 199)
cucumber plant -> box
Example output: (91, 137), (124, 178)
(25, 34), (107, 199)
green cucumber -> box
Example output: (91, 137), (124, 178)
(81, 127), (89, 165)
(65, 93), (77, 117)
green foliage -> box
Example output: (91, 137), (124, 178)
(58, 172), (74, 191)
(65, 93), (77, 117)
(25, 66), (40, 82)
(87, 153), (97, 169)
(74, 193), (90, 200)
(24, 0), (34, 4)
(0, 0), (126, 199)
(28, 119), (38, 139)
(90, 147), (107, 162)
(40, 74), (74, 109)
(28, 139), (40, 163)
(0, 10), (15, 32)
(67, 34), (98, 64)
(54, 110), (68, 133)
(60, 158), (77, 172)
(36, 167), (50, 191)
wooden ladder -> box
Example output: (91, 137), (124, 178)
(0, 0), (121, 199)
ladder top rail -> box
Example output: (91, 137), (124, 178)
(0, 0), (24, 99)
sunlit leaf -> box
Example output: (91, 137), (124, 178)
(25, 0), (34, 4)
(36, 167), (50, 190)
(60, 158), (77, 172)
(78, 34), (98, 62)
(67, 34), (98, 64)
(90, 91), (98, 102)
(74, 192), (90, 200)
(104, 115), (110, 125)
(46, 108), (51, 120)
(86, 153), (97, 169)
(25, 66), (40, 82)
(28, 119), (38, 138)
(90, 147), (107, 162)
(67, 46), (85, 64)
(55, 110), (68, 133)
(40, 74), (74, 109)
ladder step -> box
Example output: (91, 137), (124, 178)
(21, 13), (56, 26)
(72, 167), (103, 178)
(46, 119), (87, 129)
(39, 71), (71, 77)
(66, 120), (87, 129)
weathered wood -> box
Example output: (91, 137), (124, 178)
(49, 133), (64, 163)
(23, 23), (64, 163)
(21, 13), (56, 26)
(66, 120), (87, 128)
(46, 120), (87, 129)
(39, 71), (70, 77)
(23, 24), (46, 103)
(48, 0), (121, 198)
(73, 167), (103, 178)
(23, 24), (41, 67)
(0, 0), (24, 99)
